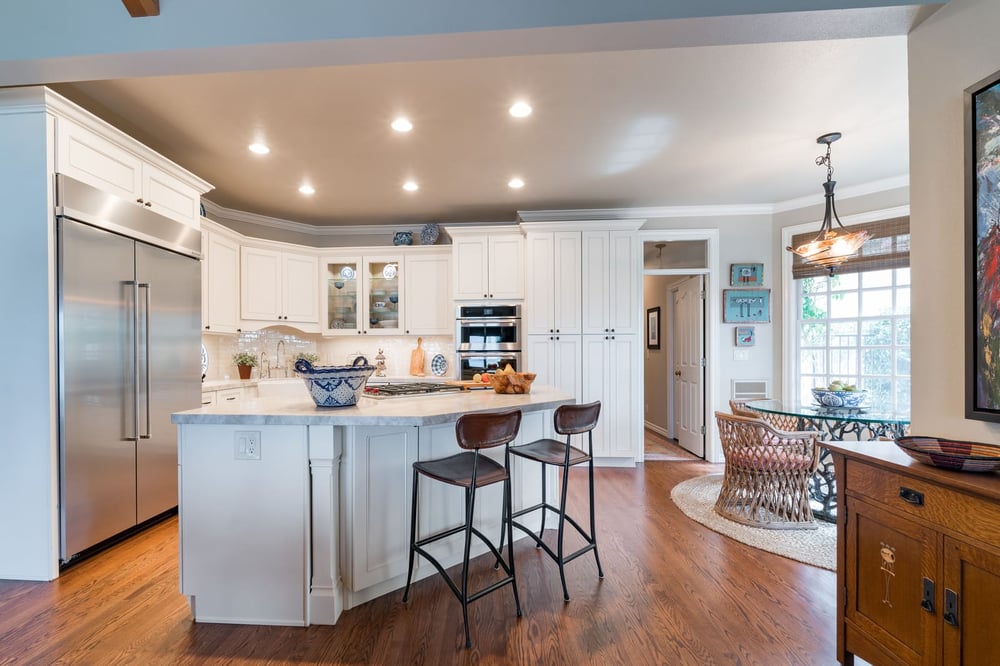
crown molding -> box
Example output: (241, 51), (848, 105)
(201, 175), (910, 235)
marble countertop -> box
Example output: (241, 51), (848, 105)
(201, 379), (258, 391)
(173, 385), (573, 426)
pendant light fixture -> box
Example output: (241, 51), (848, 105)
(786, 132), (871, 273)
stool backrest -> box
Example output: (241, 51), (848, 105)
(455, 408), (523, 450)
(554, 401), (601, 435)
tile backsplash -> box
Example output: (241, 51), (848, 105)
(202, 327), (454, 381)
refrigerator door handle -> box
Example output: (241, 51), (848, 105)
(139, 282), (151, 440)
(126, 280), (140, 442)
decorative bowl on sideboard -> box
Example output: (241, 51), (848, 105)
(811, 388), (869, 408)
(893, 436), (1000, 473)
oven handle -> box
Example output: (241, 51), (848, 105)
(456, 318), (521, 326)
(456, 351), (521, 358)
(456, 346), (521, 354)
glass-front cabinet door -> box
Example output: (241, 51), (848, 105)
(364, 256), (403, 334)
(323, 254), (404, 336)
(325, 258), (361, 335)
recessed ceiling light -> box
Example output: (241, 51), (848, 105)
(248, 143), (270, 155)
(402, 181), (419, 192)
(298, 184), (315, 195)
(391, 117), (413, 133)
(508, 177), (525, 189)
(509, 101), (532, 118)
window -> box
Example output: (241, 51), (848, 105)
(795, 268), (910, 412)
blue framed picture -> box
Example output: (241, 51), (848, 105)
(723, 289), (770, 323)
(735, 326), (755, 347)
(730, 262), (764, 286)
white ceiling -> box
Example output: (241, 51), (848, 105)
(30, 3), (937, 227)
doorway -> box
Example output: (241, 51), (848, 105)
(638, 231), (719, 463)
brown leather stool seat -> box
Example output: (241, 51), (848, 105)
(402, 408), (523, 649)
(504, 401), (603, 601)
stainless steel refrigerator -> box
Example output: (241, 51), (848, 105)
(56, 173), (202, 564)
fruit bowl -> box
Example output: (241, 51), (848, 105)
(811, 387), (869, 408)
(894, 436), (1000, 473)
(492, 372), (536, 394)
(294, 357), (374, 407)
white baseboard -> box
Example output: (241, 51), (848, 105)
(644, 421), (670, 439)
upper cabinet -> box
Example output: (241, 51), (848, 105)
(201, 224), (240, 334)
(581, 229), (640, 335)
(404, 250), (452, 335)
(241, 245), (319, 329)
(55, 113), (210, 228)
(524, 231), (582, 335)
(446, 226), (524, 300)
(321, 252), (404, 336)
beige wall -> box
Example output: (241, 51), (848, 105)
(909, 0), (1000, 440)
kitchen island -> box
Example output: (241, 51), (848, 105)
(171, 385), (573, 627)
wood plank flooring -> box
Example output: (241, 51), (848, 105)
(0, 461), (837, 665)
(644, 427), (702, 461)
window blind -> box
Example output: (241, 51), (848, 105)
(790, 216), (909, 279)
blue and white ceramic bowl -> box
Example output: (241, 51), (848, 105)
(393, 231), (413, 246)
(420, 223), (440, 245)
(295, 357), (374, 407)
(811, 388), (869, 408)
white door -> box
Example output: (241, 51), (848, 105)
(673, 276), (705, 457)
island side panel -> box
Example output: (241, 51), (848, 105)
(178, 424), (309, 625)
(307, 424), (343, 625)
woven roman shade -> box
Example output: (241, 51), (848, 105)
(790, 216), (909, 279)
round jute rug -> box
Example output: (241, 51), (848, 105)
(670, 474), (836, 571)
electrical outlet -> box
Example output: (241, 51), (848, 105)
(235, 431), (261, 460)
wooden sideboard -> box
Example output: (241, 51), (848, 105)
(828, 440), (1000, 665)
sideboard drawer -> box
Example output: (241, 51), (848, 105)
(846, 459), (1000, 545)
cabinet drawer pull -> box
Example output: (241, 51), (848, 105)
(899, 487), (924, 505)
(920, 577), (935, 614)
(944, 588), (959, 626)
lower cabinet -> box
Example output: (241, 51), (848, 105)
(526, 334), (582, 401)
(832, 444), (1000, 666)
(581, 334), (639, 458)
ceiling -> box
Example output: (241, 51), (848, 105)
(32, 3), (938, 228)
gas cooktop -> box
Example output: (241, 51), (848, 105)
(362, 383), (463, 399)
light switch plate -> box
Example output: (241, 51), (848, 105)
(733, 349), (750, 361)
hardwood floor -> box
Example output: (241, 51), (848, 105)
(644, 427), (701, 461)
(0, 462), (837, 665)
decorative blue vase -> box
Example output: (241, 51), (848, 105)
(393, 231), (413, 246)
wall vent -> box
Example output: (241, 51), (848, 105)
(731, 379), (769, 401)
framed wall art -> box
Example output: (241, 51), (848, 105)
(730, 262), (764, 287)
(966, 67), (1000, 421)
(735, 326), (755, 347)
(646, 306), (661, 350)
(723, 289), (770, 323)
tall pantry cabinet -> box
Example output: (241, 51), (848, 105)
(522, 220), (643, 462)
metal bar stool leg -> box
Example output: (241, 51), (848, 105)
(537, 461), (547, 546)
(402, 468), (420, 603)
(588, 451), (604, 578)
(556, 463), (571, 601)
(505, 476), (522, 616)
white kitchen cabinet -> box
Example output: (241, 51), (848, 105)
(343, 425), (419, 592)
(524, 231), (582, 335)
(56, 115), (205, 227)
(526, 334), (582, 401)
(403, 250), (451, 335)
(582, 334), (640, 458)
(201, 226), (240, 334)
(581, 230), (640, 335)
(322, 253), (404, 336)
(447, 227), (524, 300)
(241, 245), (319, 328)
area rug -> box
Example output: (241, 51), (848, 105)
(670, 474), (836, 571)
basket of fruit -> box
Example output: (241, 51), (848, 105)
(491, 366), (536, 394)
(811, 380), (869, 408)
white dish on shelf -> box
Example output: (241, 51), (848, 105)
(340, 266), (355, 280)
(431, 354), (447, 376)
(382, 264), (397, 280)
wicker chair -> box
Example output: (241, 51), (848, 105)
(728, 399), (803, 432)
(714, 411), (821, 530)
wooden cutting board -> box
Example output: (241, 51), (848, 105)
(444, 380), (494, 390)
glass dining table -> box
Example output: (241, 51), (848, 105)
(745, 399), (911, 522)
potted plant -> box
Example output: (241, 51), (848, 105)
(295, 352), (320, 365)
(232, 352), (257, 380)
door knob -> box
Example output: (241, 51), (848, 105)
(674, 371), (681, 376)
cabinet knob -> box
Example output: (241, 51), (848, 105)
(136, 198), (144, 204)
(610, 328), (615, 333)
(605, 336), (608, 340)
(358, 330), (362, 334)
(236, 328), (242, 333)
(550, 329), (554, 333)
(611, 335), (615, 340)
(489, 294), (493, 298)
(484, 294), (488, 298)
(204, 325), (210, 330)
(555, 329), (560, 333)
(555, 336), (559, 340)
(604, 328), (609, 333)
(144, 202), (152, 207)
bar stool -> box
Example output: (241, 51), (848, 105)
(506, 401), (603, 601)
(401, 408), (523, 649)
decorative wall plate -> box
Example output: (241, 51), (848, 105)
(340, 266), (355, 280)
(431, 353), (447, 376)
(382, 264), (398, 280)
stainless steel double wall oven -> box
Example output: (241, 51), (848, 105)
(455, 304), (521, 380)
